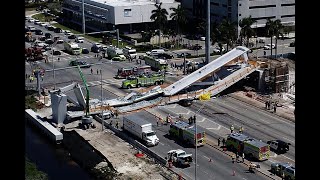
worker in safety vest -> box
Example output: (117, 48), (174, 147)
(239, 126), (243, 133)
(230, 125), (234, 133)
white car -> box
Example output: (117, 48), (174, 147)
(64, 30), (71, 35)
(200, 36), (205, 41)
(40, 22), (47, 27)
(75, 36), (84, 43)
(264, 44), (276, 50)
(28, 18), (35, 23)
(34, 20), (41, 25)
(213, 47), (225, 53)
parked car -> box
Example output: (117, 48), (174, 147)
(75, 36), (84, 43)
(213, 47), (225, 53)
(52, 50), (61, 55)
(97, 111), (114, 119)
(81, 48), (89, 54)
(270, 162), (290, 176)
(56, 39), (64, 44)
(156, 53), (174, 59)
(47, 26), (55, 31)
(68, 34), (77, 39)
(69, 60), (91, 68)
(45, 33), (52, 39)
(176, 52), (191, 58)
(34, 29), (43, 35)
(192, 44), (202, 50)
(38, 36), (46, 41)
(45, 39), (54, 45)
(54, 28), (63, 33)
(289, 41), (295, 47)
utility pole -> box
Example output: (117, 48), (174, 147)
(52, 45), (56, 90)
(82, 0), (85, 35)
(159, 29), (161, 47)
(100, 69), (104, 131)
(205, 0), (210, 64)
(183, 53), (186, 75)
(116, 29), (119, 47)
(195, 114), (197, 180)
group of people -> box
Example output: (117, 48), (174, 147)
(231, 152), (245, 163)
(230, 125), (244, 134)
(265, 100), (277, 113)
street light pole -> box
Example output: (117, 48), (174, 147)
(205, 0), (210, 64)
(183, 53), (186, 75)
(82, 0), (86, 35)
(52, 45), (56, 90)
(100, 69), (104, 131)
(195, 114), (197, 180)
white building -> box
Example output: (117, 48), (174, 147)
(62, 0), (180, 33)
(181, 0), (295, 36)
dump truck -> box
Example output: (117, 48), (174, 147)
(169, 121), (206, 147)
(64, 42), (81, 55)
(123, 114), (159, 146)
(25, 47), (44, 62)
(121, 73), (165, 89)
(167, 149), (193, 167)
(115, 65), (151, 79)
(226, 133), (270, 161)
(140, 55), (168, 71)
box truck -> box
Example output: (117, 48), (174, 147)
(123, 115), (159, 146)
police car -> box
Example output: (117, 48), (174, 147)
(267, 140), (290, 153)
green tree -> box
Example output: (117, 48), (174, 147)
(265, 19), (277, 58)
(150, 2), (168, 46)
(219, 19), (237, 52)
(170, 5), (187, 37)
(239, 16), (256, 47)
(273, 19), (283, 59)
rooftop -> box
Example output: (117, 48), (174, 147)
(81, 0), (176, 7)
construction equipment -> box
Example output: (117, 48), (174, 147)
(167, 149), (193, 167)
(226, 133), (270, 161)
(77, 65), (94, 129)
(115, 65), (151, 79)
(121, 73), (165, 89)
(25, 47), (45, 62)
(169, 121), (206, 147)
(140, 55), (168, 71)
(25, 32), (36, 42)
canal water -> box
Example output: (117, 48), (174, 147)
(25, 122), (93, 180)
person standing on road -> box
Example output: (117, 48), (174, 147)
(274, 105), (277, 113)
(90, 68), (93, 75)
(230, 125), (234, 133)
(236, 152), (239, 163)
(232, 154), (235, 163)
(265, 101), (268, 109)
(115, 121), (119, 129)
(218, 138), (221, 147)
(239, 126), (243, 133)
(222, 138), (226, 146)
(96, 69), (99, 74)
(242, 153), (245, 162)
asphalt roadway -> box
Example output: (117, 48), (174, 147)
(25, 20), (294, 180)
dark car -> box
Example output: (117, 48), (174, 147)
(54, 27), (63, 33)
(82, 48), (89, 54)
(47, 26), (55, 31)
(177, 52), (191, 58)
(156, 53), (174, 59)
(289, 41), (295, 47)
(45, 33), (52, 39)
(69, 60), (91, 68)
(45, 39), (54, 45)
(68, 34), (77, 39)
(34, 29), (43, 35)
(38, 36), (46, 41)
(52, 50), (61, 55)
(267, 140), (291, 153)
(192, 44), (202, 50)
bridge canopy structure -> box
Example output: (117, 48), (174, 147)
(163, 46), (250, 96)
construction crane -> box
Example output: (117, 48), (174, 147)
(77, 65), (95, 129)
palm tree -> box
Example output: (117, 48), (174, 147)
(265, 19), (277, 58)
(150, 2), (169, 46)
(170, 5), (187, 37)
(239, 16), (256, 47)
(219, 19), (237, 52)
(273, 19), (283, 59)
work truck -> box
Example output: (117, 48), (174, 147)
(167, 149), (193, 167)
(140, 55), (168, 71)
(64, 42), (81, 55)
(121, 73), (165, 89)
(226, 133), (270, 161)
(107, 46), (126, 61)
(169, 121), (206, 147)
(123, 114), (159, 146)
(122, 46), (138, 59)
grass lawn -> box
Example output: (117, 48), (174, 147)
(32, 13), (54, 22)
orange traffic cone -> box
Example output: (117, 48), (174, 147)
(232, 170), (236, 176)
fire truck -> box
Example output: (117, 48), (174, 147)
(169, 121), (206, 147)
(25, 47), (45, 62)
(226, 133), (270, 161)
(121, 73), (165, 89)
(115, 65), (151, 79)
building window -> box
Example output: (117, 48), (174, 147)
(124, 9), (131, 17)
(239, 4), (241, 6)
(252, 16), (276, 20)
(222, 4), (227, 8)
(239, 14), (241, 16)
(211, 2), (219, 6)
(228, 0), (231, 5)
(228, 7), (231, 12)
(228, 13), (231, 19)
(249, 5), (276, 9)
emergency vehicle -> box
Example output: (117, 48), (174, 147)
(115, 65), (151, 79)
(226, 133), (270, 161)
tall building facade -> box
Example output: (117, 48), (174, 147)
(181, 0), (295, 36)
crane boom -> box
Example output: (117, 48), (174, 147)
(77, 65), (90, 116)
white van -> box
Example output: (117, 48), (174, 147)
(123, 46), (137, 59)
(146, 49), (165, 56)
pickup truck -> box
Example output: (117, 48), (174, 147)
(167, 149), (193, 167)
(267, 140), (290, 153)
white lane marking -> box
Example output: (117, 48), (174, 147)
(206, 125), (221, 131)
(203, 155), (210, 160)
(269, 159), (276, 163)
(159, 142), (164, 146)
(282, 155), (295, 162)
(197, 118), (206, 123)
